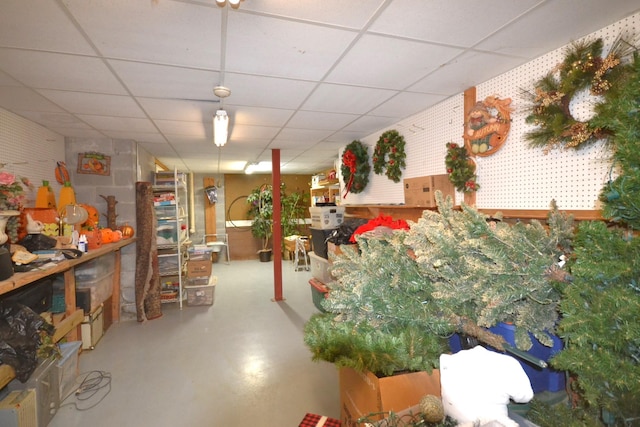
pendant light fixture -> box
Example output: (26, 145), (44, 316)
(213, 110), (229, 147)
(215, 0), (241, 9)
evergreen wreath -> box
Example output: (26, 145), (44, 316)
(341, 139), (370, 197)
(373, 130), (406, 183)
(523, 36), (632, 153)
(445, 142), (479, 193)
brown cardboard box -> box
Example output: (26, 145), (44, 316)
(403, 175), (455, 207)
(186, 259), (212, 278)
(339, 367), (441, 427)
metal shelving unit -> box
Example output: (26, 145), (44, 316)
(153, 168), (190, 308)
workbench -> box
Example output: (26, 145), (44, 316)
(0, 238), (136, 389)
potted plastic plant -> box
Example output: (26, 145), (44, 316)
(247, 183), (308, 262)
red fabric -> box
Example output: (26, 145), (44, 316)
(299, 413), (341, 427)
(350, 214), (410, 243)
(342, 149), (356, 199)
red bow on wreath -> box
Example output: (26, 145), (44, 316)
(342, 149), (356, 198)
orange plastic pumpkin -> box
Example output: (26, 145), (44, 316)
(111, 229), (123, 242)
(119, 223), (135, 239)
(85, 228), (102, 250)
(79, 204), (100, 228)
(100, 228), (114, 244)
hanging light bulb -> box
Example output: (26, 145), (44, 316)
(213, 110), (228, 147)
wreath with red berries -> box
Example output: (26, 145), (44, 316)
(341, 139), (370, 198)
(445, 142), (479, 193)
(373, 130), (406, 183)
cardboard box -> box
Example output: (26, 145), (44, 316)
(339, 367), (441, 427)
(186, 259), (212, 278)
(403, 175), (454, 207)
(309, 206), (346, 229)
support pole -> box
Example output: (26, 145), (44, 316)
(272, 149), (284, 301)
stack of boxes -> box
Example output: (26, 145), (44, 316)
(308, 205), (346, 312)
(185, 246), (216, 307)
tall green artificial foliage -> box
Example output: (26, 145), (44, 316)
(592, 53), (640, 229)
(542, 53), (640, 425)
(552, 221), (640, 424)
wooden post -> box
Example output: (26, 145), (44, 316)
(272, 149), (284, 301)
(463, 87), (477, 207)
(203, 177), (217, 241)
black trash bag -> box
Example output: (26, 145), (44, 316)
(0, 301), (55, 382)
(18, 233), (57, 253)
(327, 218), (369, 245)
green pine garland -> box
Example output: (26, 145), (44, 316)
(523, 37), (631, 152)
(341, 140), (370, 195)
(373, 130), (406, 183)
(444, 142), (479, 192)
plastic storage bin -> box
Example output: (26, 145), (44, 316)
(309, 206), (345, 229)
(310, 228), (335, 259)
(74, 252), (115, 281)
(309, 278), (330, 312)
(309, 251), (333, 284)
(186, 276), (217, 306)
(448, 322), (566, 393)
(56, 341), (82, 400)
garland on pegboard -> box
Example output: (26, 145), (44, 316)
(341, 140), (370, 198)
(523, 36), (633, 153)
(445, 142), (479, 193)
(373, 130), (406, 183)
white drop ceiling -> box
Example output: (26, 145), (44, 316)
(0, 0), (638, 174)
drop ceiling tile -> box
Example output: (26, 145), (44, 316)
(154, 120), (206, 137)
(0, 70), (22, 86)
(225, 13), (358, 80)
(475, 0), (640, 58)
(232, 106), (294, 127)
(326, 34), (462, 89)
(102, 131), (166, 144)
(273, 128), (334, 142)
(17, 111), (92, 129)
(409, 51), (527, 95)
(343, 115), (399, 133)
(46, 128), (107, 139)
(229, 124), (280, 140)
(0, 87), (66, 113)
(138, 98), (219, 122)
(370, 0), (541, 47)
(109, 60), (220, 100)
(324, 130), (367, 143)
(0, 49), (127, 94)
(287, 111), (359, 130)
(77, 115), (157, 132)
(241, 0), (385, 28)
(369, 91), (446, 118)
(303, 84), (397, 114)
(0, 0), (95, 54)
(37, 90), (146, 117)
(223, 73), (317, 110)
(63, 0), (222, 68)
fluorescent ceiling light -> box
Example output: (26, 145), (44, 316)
(214, 110), (228, 147)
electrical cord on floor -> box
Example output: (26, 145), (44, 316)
(59, 370), (112, 411)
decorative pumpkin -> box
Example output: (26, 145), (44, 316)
(111, 229), (123, 242)
(84, 227), (102, 250)
(100, 227), (114, 244)
(119, 223), (135, 239)
(79, 204), (100, 228)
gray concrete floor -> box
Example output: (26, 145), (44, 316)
(49, 259), (340, 427)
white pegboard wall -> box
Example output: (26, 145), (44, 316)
(0, 109), (66, 203)
(343, 11), (639, 210)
